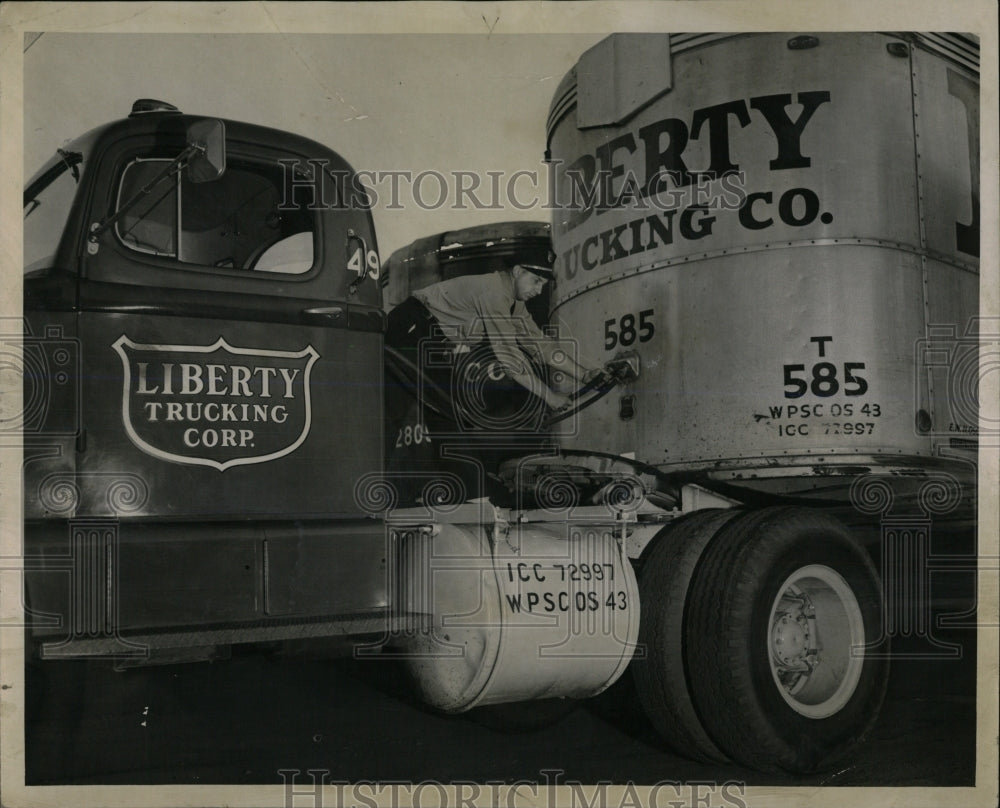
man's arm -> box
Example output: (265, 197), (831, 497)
(490, 340), (569, 409)
(481, 309), (570, 409)
(514, 312), (602, 388)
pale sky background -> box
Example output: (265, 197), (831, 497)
(24, 32), (603, 259)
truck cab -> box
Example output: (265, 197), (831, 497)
(21, 103), (642, 727)
(23, 35), (973, 772)
(23, 101), (391, 657)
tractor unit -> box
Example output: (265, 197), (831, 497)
(20, 33), (979, 775)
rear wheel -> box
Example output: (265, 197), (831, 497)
(632, 509), (738, 763)
(685, 507), (889, 774)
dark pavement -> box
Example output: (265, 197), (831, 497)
(23, 570), (978, 788)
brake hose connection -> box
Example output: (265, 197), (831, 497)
(544, 353), (640, 428)
(385, 347), (639, 429)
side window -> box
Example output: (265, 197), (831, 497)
(115, 157), (314, 274)
(117, 159), (177, 256)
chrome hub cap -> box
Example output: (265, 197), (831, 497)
(767, 564), (865, 719)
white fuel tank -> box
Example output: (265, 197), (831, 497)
(398, 519), (638, 712)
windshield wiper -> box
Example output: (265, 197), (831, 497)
(23, 149), (83, 209)
(57, 148), (81, 183)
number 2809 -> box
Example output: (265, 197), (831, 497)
(605, 310), (655, 350)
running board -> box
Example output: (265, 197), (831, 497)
(38, 611), (422, 660)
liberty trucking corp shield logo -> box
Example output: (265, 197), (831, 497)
(112, 336), (319, 471)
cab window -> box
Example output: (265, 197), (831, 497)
(115, 157), (314, 274)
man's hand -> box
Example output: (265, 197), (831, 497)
(581, 367), (605, 385)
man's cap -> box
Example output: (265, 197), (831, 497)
(517, 263), (555, 281)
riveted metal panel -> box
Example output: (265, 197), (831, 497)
(546, 32), (979, 476)
(553, 246), (929, 467)
(577, 35), (672, 128)
(911, 45), (980, 265)
(549, 33), (922, 306)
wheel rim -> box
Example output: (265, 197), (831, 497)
(767, 564), (865, 719)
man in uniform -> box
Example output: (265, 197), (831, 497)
(386, 262), (600, 417)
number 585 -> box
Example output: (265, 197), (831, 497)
(605, 309), (655, 350)
(783, 362), (868, 398)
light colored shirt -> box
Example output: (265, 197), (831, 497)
(412, 271), (560, 373)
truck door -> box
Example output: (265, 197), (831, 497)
(74, 123), (383, 520)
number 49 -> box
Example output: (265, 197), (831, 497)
(348, 247), (380, 280)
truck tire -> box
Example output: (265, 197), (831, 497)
(685, 506), (889, 774)
(632, 509), (738, 763)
